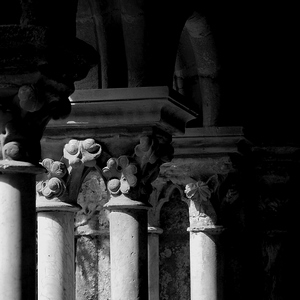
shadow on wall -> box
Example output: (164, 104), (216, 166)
(159, 188), (190, 300)
(75, 170), (111, 300)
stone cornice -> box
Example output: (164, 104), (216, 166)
(45, 87), (198, 136)
(172, 126), (249, 158)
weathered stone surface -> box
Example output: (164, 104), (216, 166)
(76, 235), (111, 300)
(221, 145), (299, 300)
(76, 170), (109, 235)
(75, 0), (99, 89)
(75, 170), (111, 300)
(159, 188), (190, 300)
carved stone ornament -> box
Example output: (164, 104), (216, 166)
(36, 158), (67, 199)
(184, 175), (220, 230)
(62, 139), (102, 169)
(148, 179), (183, 228)
(0, 7), (98, 164)
(103, 135), (173, 202)
(103, 156), (138, 196)
(37, 138), (102, 204)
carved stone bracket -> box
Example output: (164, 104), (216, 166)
(36, 138), (101, 211)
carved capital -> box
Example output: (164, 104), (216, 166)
(0, 77), (73, 163)
(36, 138), (101, 211)
(103, 135), (173, 204)
(1, 19), (98, 164)
(183, 171), (244, 233)
(102, 156), (138, 196)
(183, 175), (220, 230)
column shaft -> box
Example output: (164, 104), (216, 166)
(148, 227), (163, 300)
(37, 211), (75, 300)
(190, 230), (223, 300)
(109, 208), (148, 300)
(0, 172), (37, 300)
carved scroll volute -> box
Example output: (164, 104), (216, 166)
(102, 135), (174, 202)
(36, 158), (67, 200)
(61, 138), (102, 202)
(37, 138), (102, 204)
(183, 175), (220, 229)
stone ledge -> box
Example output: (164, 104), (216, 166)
(0, 160), (45, 174)
(187, 225), (224, 234)
(36, 198), (81, 212)
(46, 87), (198, 136)
(172, 126), (250, 157)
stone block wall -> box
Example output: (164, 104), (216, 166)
(159, 189), (190, 300)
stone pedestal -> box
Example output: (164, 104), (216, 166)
(0, 162), (43, 299)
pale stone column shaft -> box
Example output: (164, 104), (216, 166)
(36, 139), (101, 299)
(189, 228), (223, 300)
(102, 134), (174, 300)
(37, 210), (77, 300)
(184, 178), (224, 300)
(109, 205), (149, 300)
(0, 167), (41, 300)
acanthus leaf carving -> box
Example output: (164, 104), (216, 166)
(184, 174), (221, 229)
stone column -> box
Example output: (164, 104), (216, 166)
(147, 179), (183, 300)
(42, 87), (197, 300)
(184, 176), (224, 300)
(103, 135), (173, 300)
(36, 139), (101, 300)
(1, 4), (97, 298)
(0, 162), (43, 299)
